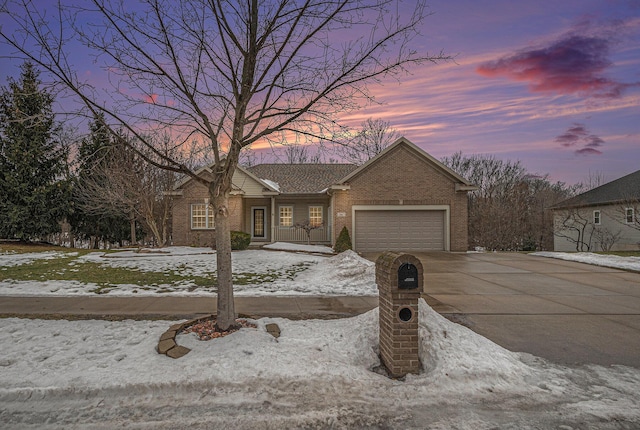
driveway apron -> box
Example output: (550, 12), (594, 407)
(404, 252), (640, 368)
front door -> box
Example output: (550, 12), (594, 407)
(252, 207), (266, 239)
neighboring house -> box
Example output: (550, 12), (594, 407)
(551, 169), (640, 252)
(169, 137), (476, 252)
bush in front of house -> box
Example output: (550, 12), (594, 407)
(334, 226), (352, 253)
(230, 231), (251, 250)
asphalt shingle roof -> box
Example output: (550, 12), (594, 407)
(247, 163), (358, 194)
(551, 169), (640, 209)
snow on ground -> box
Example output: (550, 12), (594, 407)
(1, 299), (638, 428)
(533, 251), (640, 272)
(3, 246), (639, 297)
(0, 246), (376, 296)
(263, 241), (334, 254)
(2, 247), (640, 427)
(0, 250), (78, 267)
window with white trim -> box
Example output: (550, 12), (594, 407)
(191, 203), (215, 229)
(626, 208), (635, 224)
(593, 210), (601, 225)
(279, 206), (293, 227)
(309, 206), (323, 227)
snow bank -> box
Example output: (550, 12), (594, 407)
(290, 250), (376, 295)
(1, 299), (639, 428)
(0, 299), (532, 392)
(532, 251), (640, 272)
(418, 299), (536, 390)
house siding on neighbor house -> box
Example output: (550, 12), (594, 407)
(552, 169), (640, 252)
(170, 137), (475, 252)
(553, 203), (640, 251)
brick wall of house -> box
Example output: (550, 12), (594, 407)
(171, 178), (244, 247)
(332, 144), (469, 251)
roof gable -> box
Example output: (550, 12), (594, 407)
(552, 169), (640, 209)
(336, 136), (475, 187)
(173, 163), (279, 194)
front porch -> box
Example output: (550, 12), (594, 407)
(245, 196), (333, 245)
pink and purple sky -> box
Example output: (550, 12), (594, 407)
(1, 0), (638, 186)
(341, 0), (640, 185)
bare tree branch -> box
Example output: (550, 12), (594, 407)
(1, 0), (448, 330)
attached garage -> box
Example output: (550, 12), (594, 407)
(353, 206), (448, 252)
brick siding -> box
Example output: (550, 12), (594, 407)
(171, 178), (244, 247)
(333, 144), (469, 251)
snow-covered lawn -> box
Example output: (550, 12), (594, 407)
(2, 246), (640, 427)
(0, 246), (376, 297)
(1, 299), (639, 428)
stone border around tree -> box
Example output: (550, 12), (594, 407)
(156, 315), (212, 359)
(157, 315), (281, 359)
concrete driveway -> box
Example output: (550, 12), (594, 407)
(363, 251), (640, 368)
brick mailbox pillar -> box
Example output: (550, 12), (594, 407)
(376, 251), (423, 378)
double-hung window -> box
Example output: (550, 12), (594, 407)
(593, 210), (601, 225)
(309, 206), (323, 227)
(626, 208), (635, 224)
(191, 203), (215, 229)
(279, 206), (293, 227)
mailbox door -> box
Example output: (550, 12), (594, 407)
(398, 263), (419, 289)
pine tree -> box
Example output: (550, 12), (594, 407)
(0, 62), (71, 241)
(70, 114), (132, 248)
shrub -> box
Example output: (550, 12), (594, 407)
(334, 226), (352, 253)
(230, 231), (251, 250)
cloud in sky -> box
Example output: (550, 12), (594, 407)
(575, 147), (602, 156)
(476, 32), (638, 98)
(555, 122), (604, 156)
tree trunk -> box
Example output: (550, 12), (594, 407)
(129, 214), (136, 245)
(146, 217), (163, 248)
(213, 190), (237, 331)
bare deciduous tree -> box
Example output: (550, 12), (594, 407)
(553, 207), (594, 252)
(1, 0), (450, 330)
(442, 152), (573, 251)
(293, 219), (324, 245)
(75, 136), (176, 247)
(593, 226), (622, 252)
(337, 118), (400, 165)
(282, 144), (322, 164)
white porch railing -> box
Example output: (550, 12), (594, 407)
(273, 226), (331, 244)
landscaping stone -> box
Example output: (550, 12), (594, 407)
(158, 315), (249, 359)
(265, 323), (281, 338)
(166, 345), (191, 359)
(160, 330), (176, 341)
(157, 338), (176, 354)
(169, 323), (184, 332)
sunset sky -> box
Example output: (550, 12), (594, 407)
(347, 0), (640, 185)
(1, 0), (638, 186)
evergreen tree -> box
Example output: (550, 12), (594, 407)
(0, 62), (71, 241)
(70, 114), (132, 248)
(334, 226), (353, 253)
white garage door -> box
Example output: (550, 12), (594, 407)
(354, 210), (445, 252)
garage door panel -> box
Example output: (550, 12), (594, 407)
(355, 210), (444, 252)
